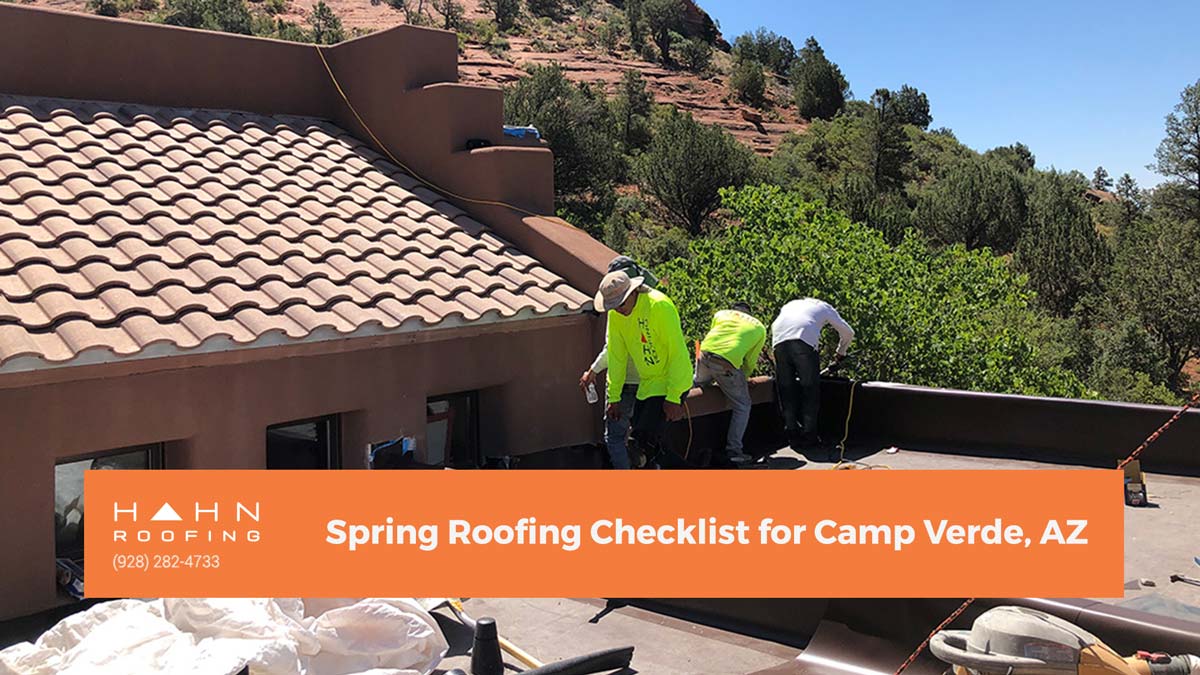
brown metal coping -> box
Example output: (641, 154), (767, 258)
(677, 378), (1200, 475)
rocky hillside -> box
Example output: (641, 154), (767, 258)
(20, 0), (807, 154)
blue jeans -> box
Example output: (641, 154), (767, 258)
(604, 384), (639, 469)
(695, 352), (752, 454)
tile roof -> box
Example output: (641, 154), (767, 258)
(0, 94), (591, 372)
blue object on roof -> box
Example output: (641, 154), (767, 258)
(503, 125), (541, 140)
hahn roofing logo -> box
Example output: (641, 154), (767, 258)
(112, 501), (263, 544)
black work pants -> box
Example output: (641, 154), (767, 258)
(630, 396), (689, 468)
(774, 339), (821, 448)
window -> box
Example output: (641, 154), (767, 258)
(266, 416), (340, 469)
(54, 444), (163, 562)
(426, 392), (480, 469)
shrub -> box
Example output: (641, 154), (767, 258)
(432, 0), (464, 29)
(526, 0), (562, 19)
(596, 14), (622, 52)
(732, 28), (795, 73)
(729, 58), (765, 106)
(637, 107), (756, 235)
(162, 0), (254, 34)
(914, 156), (1027, 252)
(482, 0), (518, 30)
(504, 64), (623, 212)
(658, 185), (1089, 398)
(308, 0), (345, 43)
(677, 38), (712, 73)
(790, 36), (848, 120)
(88, 0), (121, 15)
(263, 0), (284, 14)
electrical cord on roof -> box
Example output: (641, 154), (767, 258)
(893, 389), (1199, 675)
(313, 45), (558, 222)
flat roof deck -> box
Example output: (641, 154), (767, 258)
(759, 444), (1200, 608)
(431, 448), (1200, 674)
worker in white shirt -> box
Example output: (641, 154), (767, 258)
(770, 298), (854, 453)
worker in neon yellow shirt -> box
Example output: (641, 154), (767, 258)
(594, 270), (692, 468)
(695, 302), (766, 464)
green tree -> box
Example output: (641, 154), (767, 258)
(482, 0), (519, 29)
(732, 28), (795, 73)
(729, 58), (766, 106)
(984, 143), (1036, 173)
(642, 0), (682, 65)
(658, 185), (1087, 398)
(162, 0), (253, 33)
(789, 37), (848, 121)
(1151, 78), (1200, 221)
(625, 0), (644, 52)
(1114, 173), (1142, 229)
(1091, 165), (1112, 191)
(1110, 214), (1200, 390)
(889, 84), (931, 129)
(1015, 170), (1110, 316)
(637, 108), (755, 235)
(596, 14), (622, 52)
(308, 0), (345, 44)
(432, 0), (463, 29)
(767, 113), (876, 202)
(678, 38), (713, 73)
(526, 0), (562, 19)
(503, 64), (621, 214)
(610, 69), (654, 155)
(915, 157), (1027, 252)
(865, 88), (911, 194)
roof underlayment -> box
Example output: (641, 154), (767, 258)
(0, 94), (591, 373)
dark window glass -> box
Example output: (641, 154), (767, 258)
(426, 392), (479, 469)
(54, 444), (162, 562)
(266, 416), (340, 469)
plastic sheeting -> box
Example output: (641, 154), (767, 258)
(0, 598), (448, 675)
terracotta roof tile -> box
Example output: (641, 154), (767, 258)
(0, 94), (588, 371)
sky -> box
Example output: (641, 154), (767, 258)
(700, 0), (1200, 187)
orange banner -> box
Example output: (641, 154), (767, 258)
(84, 469), (1123, 598)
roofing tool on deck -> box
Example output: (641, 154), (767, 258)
(471, 616), (504, 675)
(929, 606), (1200, 675)
(1169, 573), (1200, 588)
(438, 598), (544, 669)
(515, 646), (635, 675)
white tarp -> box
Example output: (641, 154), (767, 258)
(0, 598), (448, 675)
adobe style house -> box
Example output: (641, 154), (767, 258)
(0, 5), (616, 620)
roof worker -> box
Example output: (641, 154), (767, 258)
(694, 302), (766, 465)
(580, 256), (659, 469)
(594, 268), (692, 469)
(770, 297), (854, 457)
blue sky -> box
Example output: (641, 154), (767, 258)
(701, 0), (1200, 187)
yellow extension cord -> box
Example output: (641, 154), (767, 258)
(830, 380), (890, 471)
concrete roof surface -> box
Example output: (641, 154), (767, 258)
(0, 94), (590, 373)
(766, 444), (1200, 610)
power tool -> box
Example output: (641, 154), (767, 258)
(930, 606), (1200, 675)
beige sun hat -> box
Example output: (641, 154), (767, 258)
(594, 270), (645, 312)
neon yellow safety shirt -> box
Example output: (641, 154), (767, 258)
(606, 289), (693, 404)
(699, 309), (767, 375)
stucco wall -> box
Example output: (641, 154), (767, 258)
(0, 317), (599, 620)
